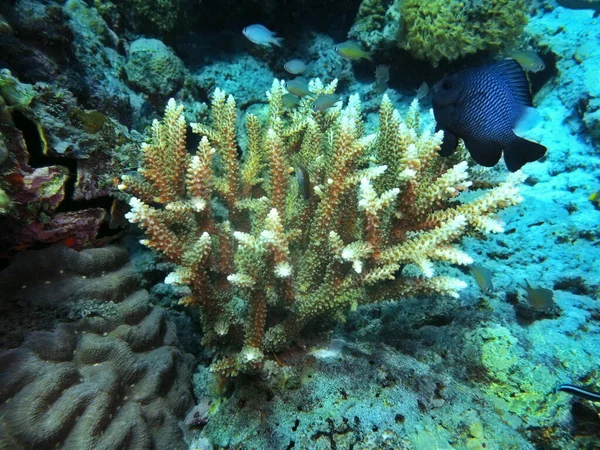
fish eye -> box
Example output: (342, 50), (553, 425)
(441, 80), (453, 90)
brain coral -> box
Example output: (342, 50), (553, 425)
(399, 0), (528, 66)
(0, 245), (195, 450)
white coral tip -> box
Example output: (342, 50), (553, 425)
(275, 261), (292, 278)
(165, 271), (182, 285)
(191, 198), (206, 212)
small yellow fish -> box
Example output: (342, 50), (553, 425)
(313, 94), (340, 112)
(282, 93), (300, 109)
(590, 190), (600, 209)
(285, 79), (314, 97)
(284, 59), (307, 75)
(334, 40), (372, 61)
(524, 280), (555, 311)
(507, 51), (545, 73)
(470, 264), (493, 292)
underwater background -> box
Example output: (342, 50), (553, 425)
(0, 0), (599, 449)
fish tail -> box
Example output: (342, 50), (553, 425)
(272, 37), (284, 47)
(504, 136), (547, 172)
(365, 51), (373, 61)
(438, 129), (459, 157)
(558, 384), (600, 402)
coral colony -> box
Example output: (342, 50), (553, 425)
(120, 80), (524, 376)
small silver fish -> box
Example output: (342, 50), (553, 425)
(374, 80), (387, 95)
(282, 93), (301, 109)
(415, 81), (429, 100)
(284, 59), (307, 75)
(285, 79), (314, 97)
(470, 264), (493, 292)
(374, 65), (390, 95)
(524, 280), (555, 311)
(375, 65), (390, 82)
(309, 338), (346, 359)
(243, 24), (283, 47)
(313, 94), (341, 112)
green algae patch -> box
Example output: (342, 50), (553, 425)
(466, 324), (519, 382)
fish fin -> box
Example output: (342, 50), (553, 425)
(463, 139), (503, 167)
(492, 59), (532, 106)
(514, 106), (542, 136)
(503, 136), (547, 172)
(438, 129), (459, 157)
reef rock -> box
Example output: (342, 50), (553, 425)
(125, 38), (187, 98)
(528, 6), (600, 140)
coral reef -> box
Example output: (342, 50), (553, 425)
(193, 337), (538, 449)
(0, 244), (195, 449)
(1, 0), (164, 128)
(192, 54), (275, 110)
(348, 0), (403, 54)
(0, 70), (141, 257)
(0, 115), (106, 255)
(399, 0), (529, 66)
(120, 79), (524, 376)
(349, 0), (387, 43)
(97, 0), (185, 35)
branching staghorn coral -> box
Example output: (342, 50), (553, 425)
(120, 80), (525, 376)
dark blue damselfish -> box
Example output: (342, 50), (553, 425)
(432, 60), (547, 172)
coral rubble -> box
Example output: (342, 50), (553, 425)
(120, 79), (525, 377)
